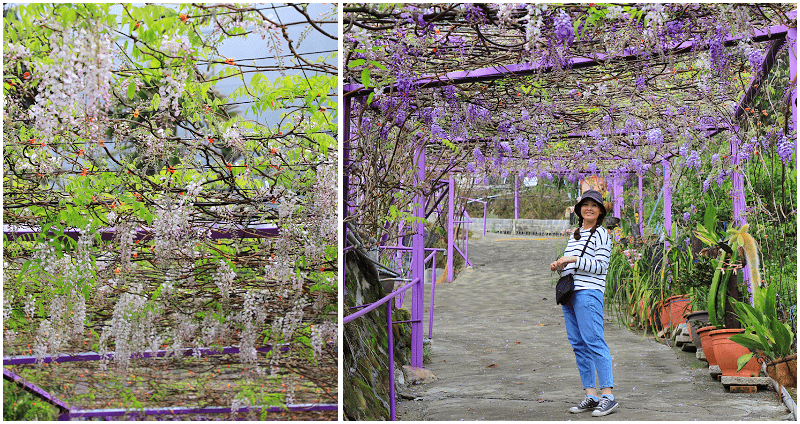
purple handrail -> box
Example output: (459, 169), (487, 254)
(464, 197), (488, 236)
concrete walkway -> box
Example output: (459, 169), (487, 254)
(396, 233), (791, 421)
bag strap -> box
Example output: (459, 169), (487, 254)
(576, 227), (596, 258)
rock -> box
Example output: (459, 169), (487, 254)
(394, 364), (405, 387)
(402, 366), (438, 385)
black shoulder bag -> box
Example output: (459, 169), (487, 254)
(555, 229), (595, 305)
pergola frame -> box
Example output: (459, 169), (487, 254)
(344, 5), (797, 381)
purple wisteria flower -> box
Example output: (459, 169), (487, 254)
(473, 146), (485, 164)
(715, 169), (727, 187)
(646, 128), (663, 145)
(499, 142), (512, 156)
(514, 136), (529, 157)
(635, 75), (646, 90)
(553, 9), (574, 45)
(702, 177), (712, 192)
(464, 3), (488, 24)
(683, 212), (691, 222)
(776, 131), (795, 165)
(686, 150), (701, 170)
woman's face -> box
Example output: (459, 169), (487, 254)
(581, 199), (601, 223)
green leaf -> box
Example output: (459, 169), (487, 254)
(347, 59), (366, 68)
(128, 80), (136, 100)
(729, 333), (764, 351)
(361, 68), (371, 88)
(736, 353), (754, 372)
(368, 60), (387, 71)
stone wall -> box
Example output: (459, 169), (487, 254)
(469, 218), (571, 236)
(343, 242), (411, 421)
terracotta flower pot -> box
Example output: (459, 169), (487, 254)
(711, 328), (761, 377)
(697, 325), (718, 366)
(668, 297), (692, 328)
(659, 295), (691, 330)
(659, 295), (682, 329)
(766, 354), (797, 388)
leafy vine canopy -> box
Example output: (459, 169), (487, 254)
(344, 3), (795, 184)
(4, 3), (337, 415)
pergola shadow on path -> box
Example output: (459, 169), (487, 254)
(396, 233), (790, 421)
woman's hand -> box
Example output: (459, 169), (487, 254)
(550, 256), (577, 271)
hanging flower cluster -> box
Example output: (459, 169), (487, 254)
(345, 3), (795, 238)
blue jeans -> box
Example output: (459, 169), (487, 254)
(562, 289), (614, 390)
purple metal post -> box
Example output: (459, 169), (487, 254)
(638, 174), (644, 237)
(410, 146), (425, 368)
(730, 137), (753, 301)
(613, 174), (622, 218)
(514, 176), (519, 220)
(447, 177), (455, 282)
(789, 14), (797, 132)
(662, 160), (672, 249)
(387, 301), (396, 421)
(428, 251), (437, 338)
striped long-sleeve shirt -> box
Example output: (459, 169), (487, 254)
(560, 226), (612, 293)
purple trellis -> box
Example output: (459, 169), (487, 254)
(3, 224), (336, 420)
(3, 345), (336, 420)
(343, 18), (797, 419)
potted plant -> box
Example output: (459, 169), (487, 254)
(706, 224), (773, 378)
(694, 214), (743, 366)
(729, 281), (796, 387)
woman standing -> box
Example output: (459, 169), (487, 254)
(549, 190), (617, 417)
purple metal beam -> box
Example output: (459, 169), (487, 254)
(4, 345), (283, 366)
(344, 25), (789, 96)
(3, 367), (70, 412)
(62, 403), (337, 420)
(3, 223), (279, 242)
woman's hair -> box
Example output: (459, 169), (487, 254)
(573, 202), (606, 240)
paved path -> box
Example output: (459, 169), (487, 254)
(396, 233), (791, 421)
